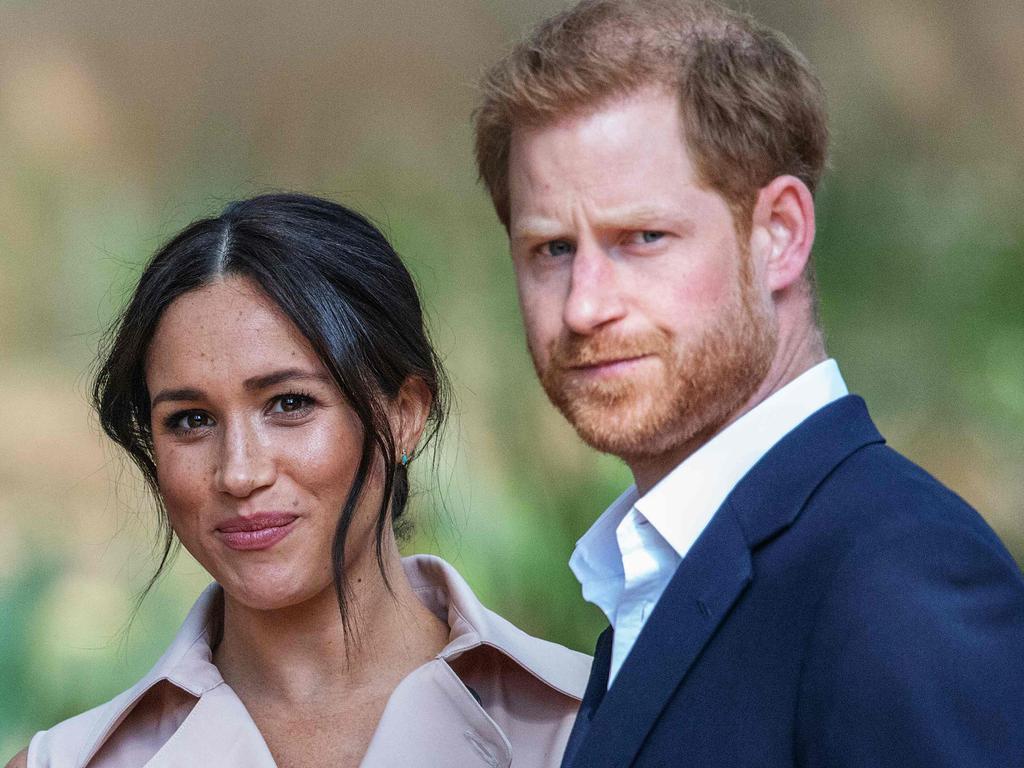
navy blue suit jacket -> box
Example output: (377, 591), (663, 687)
(562, 396), (1024, 767)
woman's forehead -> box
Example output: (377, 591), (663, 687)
(145, 276), (325, 392)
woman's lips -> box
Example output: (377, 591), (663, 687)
(216, 514), (298, 551)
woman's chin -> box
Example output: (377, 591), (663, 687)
(219, 572), (333, 613)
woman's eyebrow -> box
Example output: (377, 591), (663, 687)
(151, 387), (204, 409)
(150, 370), (331, 408)
(242, 368), (331, 392)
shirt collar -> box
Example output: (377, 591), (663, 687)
(402, 554), (589, 700)
(71, 584), (227, 767)
(568, 486), (635, 605)
(142, 582), (225, 696)
(65, 556), (587, 768)
(637, 359), (848, 558)
(105, 555), (587, 718)
(571, 360), (848, 584)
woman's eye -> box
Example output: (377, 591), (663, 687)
(271, 394), (314, 414)
(169, 411), (214, 432)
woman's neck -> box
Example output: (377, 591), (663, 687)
(212, 547), (449, 708)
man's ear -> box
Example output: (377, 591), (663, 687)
(392, 376), (432, 462)
(749, 175), (816, 293)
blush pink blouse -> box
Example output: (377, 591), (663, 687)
(28, 555), (590, 768)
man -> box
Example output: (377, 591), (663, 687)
(472, 1), (1024, 766)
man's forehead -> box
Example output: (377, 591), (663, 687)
(507, 91), (698, 211)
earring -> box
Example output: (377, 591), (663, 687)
(401, 450), (410, 467)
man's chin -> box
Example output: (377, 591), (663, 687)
(557, 398), (688, 459)
(553, 379), (756, 463)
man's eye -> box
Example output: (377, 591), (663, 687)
(271, 394), (314, 414)
(169, 412), (214, 432)
(634, 231), (665, 244)
(540, 240), (575, 258)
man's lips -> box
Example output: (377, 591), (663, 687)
(566, 354), (654, 374)
(215, 513), (298, 551)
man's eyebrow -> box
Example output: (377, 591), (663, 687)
(512, 207), (690, 243)
(511, 217), (566, 243)
(149, 370), (331, 409)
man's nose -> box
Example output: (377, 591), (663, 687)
(563, 239), (627, 335)
(214, 420), (276, 498)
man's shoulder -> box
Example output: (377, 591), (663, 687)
(820, 440), (963, 507)
(812, 440), (1006, 549)
(759, 431), (1024, 613)
(791, 442), (1024, 762)
(787, 438), (1024, 615)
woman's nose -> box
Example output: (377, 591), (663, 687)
(213, 420), (276, 498)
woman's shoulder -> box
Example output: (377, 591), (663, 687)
(29, 679), (209, 768)
(5, 747), (28, 768)
(21, 586), (223, 768)
(22, 693), (127, 768)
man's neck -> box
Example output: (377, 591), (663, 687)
(629, 326), (827, 495)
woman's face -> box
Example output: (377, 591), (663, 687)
(146, 276), (374, 611)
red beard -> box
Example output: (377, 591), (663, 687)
(534, 256), (777, 462)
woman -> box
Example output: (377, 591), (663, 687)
(9, 194), (589, 768)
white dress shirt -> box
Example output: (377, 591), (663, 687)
(569, 360), (849, 686)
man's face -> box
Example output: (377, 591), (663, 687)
(507, 86), (778, 463)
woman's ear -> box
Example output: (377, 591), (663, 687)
(392, 377), (432, 462)
(749, 174), (816, 294)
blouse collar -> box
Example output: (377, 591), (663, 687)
(72, 555), (586, 767)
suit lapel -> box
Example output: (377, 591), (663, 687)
(568, 506), (753, 768)
(562, 396), (885, 768)
(560, 627), (612, 768)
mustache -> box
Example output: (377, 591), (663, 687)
(548, 329), (670, 369)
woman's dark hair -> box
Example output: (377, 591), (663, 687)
(93, 193), (448, 628)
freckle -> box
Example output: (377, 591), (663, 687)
(292, 499), (298, 507)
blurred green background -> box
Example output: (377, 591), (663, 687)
(1, 0), (1022, 754)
